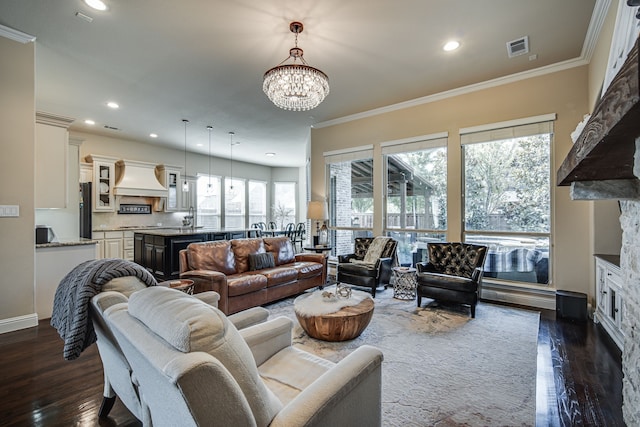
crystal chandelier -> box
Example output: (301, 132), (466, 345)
(263, 22), (329, 111)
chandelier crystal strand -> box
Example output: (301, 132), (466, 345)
(263, 22), (329, 111)
(207, 125), (213, 195)
(182, 119), (189, 192)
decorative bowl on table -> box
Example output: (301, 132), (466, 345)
(321, 291), (337, 302)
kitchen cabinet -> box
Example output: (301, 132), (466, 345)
(80, 162), (93, 183)
(595, 255), (625, 350)
(86, 154), (117, 212)
(35, 112), (73, 209)
(137, 232), (208, 280)
(180, 176), (198, 211)
(155, 165), (181, 212)
(134, 229), (249, 280)
(92, 230), (129, 259)
(35, 242), (96, 319)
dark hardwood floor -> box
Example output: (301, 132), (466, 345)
(0, 303), (624, 426)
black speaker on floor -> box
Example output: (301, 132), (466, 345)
(556, 290), (588, 321)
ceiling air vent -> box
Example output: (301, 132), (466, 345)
(507, 36), (529, 58)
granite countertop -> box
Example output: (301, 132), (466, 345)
(36, 238), (98, 249)
(134, 227), (251, 237)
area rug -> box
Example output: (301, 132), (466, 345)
(265, 286), (540, 426)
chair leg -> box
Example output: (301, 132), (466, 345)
(470, 303), (476, 318)
(371, 286), (376, 298)
(417, 296), (421, 307)
(98, 396), (116, 418)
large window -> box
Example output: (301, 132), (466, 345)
(248, 180), (267, 225)
(196, 175), (221, 228)
(325, 146), (374, 256)
(383, 135), (448, 266)
(462, 119), (553, 285)
(224, 177), (245, 229)
(273, 182), (296, 229)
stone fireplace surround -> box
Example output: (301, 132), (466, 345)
(558, 36), (640, 425)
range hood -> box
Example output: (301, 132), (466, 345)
(113, 159), (167, 197)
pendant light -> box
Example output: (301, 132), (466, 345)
(228, 131), (235, 197)
(182, 119), (189, 192)
(206, 125), (213, 195)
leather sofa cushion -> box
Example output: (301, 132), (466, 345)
(231, 238), (266, 274)
(416, 272), (477, 293)
(226, 274), (268, 297)
(263, 237), (295, 265)
(187, 241), (236, 275)
(338, 261), (377, 277)
(249, 253), (275, 271)
(259, 267), (298, 287)
(291, 261), (324, 279)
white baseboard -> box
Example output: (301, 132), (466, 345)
(481, 283), (556, 310)
(0, 313), (38, 334)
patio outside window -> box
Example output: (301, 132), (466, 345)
(461, 119), (553, 285)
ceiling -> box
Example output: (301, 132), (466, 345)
(0, 0), (601, 167)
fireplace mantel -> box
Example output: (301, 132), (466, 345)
(557, 36), (640, 200)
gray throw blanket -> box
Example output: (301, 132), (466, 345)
(50, 258), (157, 360)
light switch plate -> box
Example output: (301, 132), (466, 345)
(0, 205), (20, 217)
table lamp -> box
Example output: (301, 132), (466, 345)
(307, 200), (329, 246)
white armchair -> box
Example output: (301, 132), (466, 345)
(90, 277), (269, 424)
(104, 286), (383, 427)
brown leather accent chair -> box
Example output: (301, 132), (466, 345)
(416, 242), (488, 318)
(337, 237), (397, 297)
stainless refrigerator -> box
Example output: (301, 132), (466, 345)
(79, 182), (92, 239)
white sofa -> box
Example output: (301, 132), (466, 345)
(90, 277), (269, 424)
(104, 286), (384, 427)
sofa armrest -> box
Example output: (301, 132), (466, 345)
(239, 317), (293, 366)
(180, 270), (229, 313)
(269, 345), (384, 427)
(416, 262), (439, 273)
(338, 253), (357, 263)
(228, 307), (270, 330)
(192, 291), (220, 307)
(294, 253), (325, 264)
(376, 257), (394, 282)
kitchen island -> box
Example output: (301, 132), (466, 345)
(134, 228), (258, 280)
(35, 239), (97, 319)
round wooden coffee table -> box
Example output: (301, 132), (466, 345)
(294, 292), (374, 342)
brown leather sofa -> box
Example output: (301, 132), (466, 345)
(179, 236), (327, 314)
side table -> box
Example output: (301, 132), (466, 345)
(158, 279), (195, 295)
(392, 267), (417, 300)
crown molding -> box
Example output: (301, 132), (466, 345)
(36, 111), (75, 128)
(0, 24), (35, 44)
(314, 0), (610, 130)
(582, 0), (613, 61)
(314, 57), (588, 129)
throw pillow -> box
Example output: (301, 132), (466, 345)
(248, 252), (275, 271)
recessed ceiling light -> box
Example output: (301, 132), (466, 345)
(196, 143), (203, 147)
(265, 152), (276, 157)
(84, 119), (95, 125)
(84, 0), (107, 11)
(106, 101), (119, 109)
(149, 133), (158, 138)
(443, 41), (460, 51)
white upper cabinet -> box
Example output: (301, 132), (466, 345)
(86, 154), (118, 212)
(35, 112), (74, 209)
(156, 165), (182, 212)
